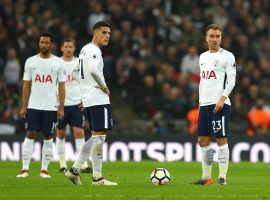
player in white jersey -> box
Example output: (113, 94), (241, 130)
(17, 32), (66, 178)
(193, 24), (236, 186)
(65, 21), (117, 186)
(56, 38), (91, 173)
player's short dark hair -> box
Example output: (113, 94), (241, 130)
(61, 38), (76, 46)
(93, 21), (110, 32)
(206, 24), (222, 34)
(39, 32), (54, 43)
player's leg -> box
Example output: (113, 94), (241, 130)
(17, 109), (41, 178)
(56, 128), (67, 172)
(66, 104), (117, 185)
(56, 107), (68, 172)
(216, 137), (229, 185)
(73, 127), (92, 172)
(89, 105), (116, 185)
(70, 105), (91, 172)
(193, 105), (214, 185)
(40, 111), (57, 178)
(214, 104), (231, 185)
(65, 106), (93, 185)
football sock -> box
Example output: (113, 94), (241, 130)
(91, 135), (106, 179)
(218, 144), (229, 179)
(22, 137), (34, 170)
(75, 138), (89, 168)
(41, 139), (53, 171)
(201, 145), (214, 180)
(72, 136), (94, 169)
(56, 137), (66, 168)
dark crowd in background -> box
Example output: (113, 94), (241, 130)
(0, 0), (269, 136)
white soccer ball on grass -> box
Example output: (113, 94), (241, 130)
(150, 168), (170, 185)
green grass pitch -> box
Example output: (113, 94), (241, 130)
(0, 161), (269, 199)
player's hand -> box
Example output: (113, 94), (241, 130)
(19, 107), (27, 118)
(78, 104), (84, 112)
(95, 86), (110, 95)
(213, 97), (226, 113)
(57, 107), (64, 120)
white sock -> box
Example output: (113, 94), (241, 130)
(41, 139), (53, 171)
(201, 145), (214, 180)
(218, 144), (229, 179)
(91, 135), (106, 179)
(75, 138), (88, 169)
(56, 137), (66, 168)
(22, 138), (34, 170)
(73, 136), (94, 169)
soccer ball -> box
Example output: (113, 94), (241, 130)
(150, 168), (170, 185)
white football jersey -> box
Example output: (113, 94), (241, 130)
(62, 57), (81, 106)
(199, 48), (236, 106)
(23, 54), (66, 111)
(76, 43), (110, 107)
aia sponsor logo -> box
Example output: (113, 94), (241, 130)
(34, 75), (53, 83)
(201, 70), (217, 79)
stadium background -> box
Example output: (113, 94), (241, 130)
(0, 0), (270, 163)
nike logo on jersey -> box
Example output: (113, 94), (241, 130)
(34, 74), (53, 83)
(200, 63), (205, 66)
(201, 70), (217, 79)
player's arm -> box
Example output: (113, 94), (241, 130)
(20, 80), (31, 118)
(198, 59), (202, 109)
(58, 81), (65, 119)
(198, 80), (202, 108)
(57, 63), (66, 119)
(213, 53), (236, 113)
(88, 53), (110, 95)
(20, 59), (32, 118)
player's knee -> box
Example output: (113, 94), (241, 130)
(26, 131), (37, 139)
(198, 138), (211, 147)
(216, 137), (227, 146)
(73, 129), (84, 138)
(57, 128), (66, 139)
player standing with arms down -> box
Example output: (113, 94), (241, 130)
(65, 21), (117, 186)
(56, 38), (91, 173)
(193, 24), (236, 185)
(17, 32), (66, 178)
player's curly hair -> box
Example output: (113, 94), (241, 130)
(39, 32), (54, 43)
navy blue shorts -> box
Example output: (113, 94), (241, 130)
(57, 104), (84, 129)
(25, 109), (57, 136)
(197, 104), (231, 137)
(85, 104), (113, 131)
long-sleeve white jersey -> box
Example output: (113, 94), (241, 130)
(23, 54), (66, 111)
(62, 57), (81, 106)
(76, 43), (110, 107)
(199, 48), (236, 106)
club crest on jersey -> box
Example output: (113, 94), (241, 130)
(202, 70), (217, 79)
(50, 66), (55, 71)
(92, 54), (98, 59)
(232, 62), (236, 69)
(213, 60), (219, 67)
(34, 74), (53, 83)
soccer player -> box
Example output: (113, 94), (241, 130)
(56, 38), (92, 173)
(65, 21), (117, 186)
(17, 32), (66, 178)
(193, 24), (236, 185)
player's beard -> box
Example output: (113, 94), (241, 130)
(40, 47), (50, 56)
